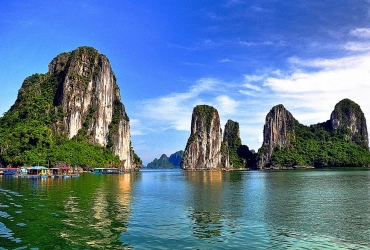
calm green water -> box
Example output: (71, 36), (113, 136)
(0, 169), (370, 249)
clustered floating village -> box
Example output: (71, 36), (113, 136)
(0, 47), (369, 179)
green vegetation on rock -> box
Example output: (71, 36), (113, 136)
(0, 72), (120, 168)
(271, 121), (370, 167)
(0, 47), (141, 169)
(269, 103), (370, 168)
(222, 120), (256, 169)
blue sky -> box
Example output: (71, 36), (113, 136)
(2, 0), (370, 164)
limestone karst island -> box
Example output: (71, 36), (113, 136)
(0, 46), (369, 172)
(0, 46), (141, 172)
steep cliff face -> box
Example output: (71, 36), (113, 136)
(257, 104), (296, 169)
(0, 46), (140, 169)
(181, 105), (225, 170)
(330, 98), (368, 146)
(46, 47), (137, 170)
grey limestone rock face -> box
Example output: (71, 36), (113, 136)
(48, 47), (137, 170)
(257, 104), (295, 169)
(181, 105), (226, 170)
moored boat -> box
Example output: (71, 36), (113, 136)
(93, 168), (121, 174)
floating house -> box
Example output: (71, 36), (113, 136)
(27, 166), (49, 178)
(4, 168), (20, 175)
(49, 166), (79, 178)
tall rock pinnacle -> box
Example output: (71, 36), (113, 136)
(257, 104), (296, 169)
(181, 105), (226, 170)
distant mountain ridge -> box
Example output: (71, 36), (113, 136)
(146, 151), (183, 169)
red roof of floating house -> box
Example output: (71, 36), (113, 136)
(58, 166), (71, 170)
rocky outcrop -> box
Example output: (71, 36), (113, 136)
(49, 47), (137, 170)
(181, 105), (225, 170)
(257, 104), (296, 169)
(330, 98), (368, 146)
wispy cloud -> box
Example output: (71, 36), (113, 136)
(134, 78), (222, 133)
(239, 41), (274, 46)
(244, 74), (265, 82)
(350, 28), (370, 39)
(344, 42), (370, 52)
(243, 83), (262, 91)
(343, 27), (370, 51)
(218, 58), (232, 63)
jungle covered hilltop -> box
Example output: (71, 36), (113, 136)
(181, 99), (370, 170)
(0, 47), (141, 171)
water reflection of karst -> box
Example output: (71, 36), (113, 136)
(186, 171), (224, 239)
(61, 173), (137, 249)
(115, 173), (134, 232)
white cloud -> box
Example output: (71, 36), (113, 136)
(214, 95), (239, 116)
(132, 51), (370, 155)
(130, 119), (145, 136)
(218, 58), (232, 63)
(134, 78), (223, 133)
(344, 42), (370, 52)
(350, 28), (370, 38)
(243, 83), (262, 91)
(262, 53), (370, 126)
(239, 41), (274, 46)
(239, 90), (256, 96)
(287, 56), (359, 69)
(244, 74), (265, 82)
